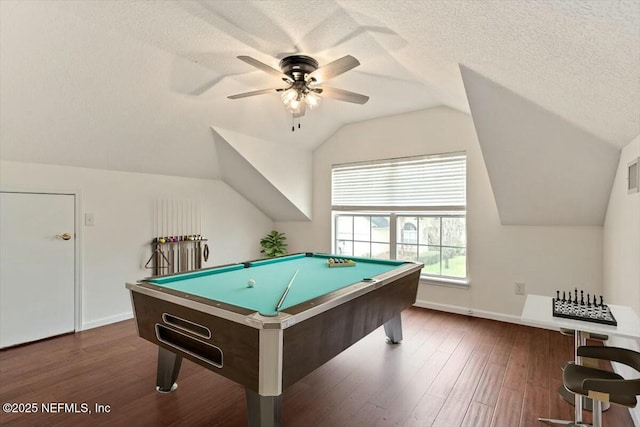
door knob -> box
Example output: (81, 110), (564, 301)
(56, 233), (72, 240)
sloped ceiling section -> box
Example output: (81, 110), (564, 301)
(212, 129), (310, 221)
(0, 0), (226, 179)
(213, 127), (312, 219)
(460, 65), (620, 226)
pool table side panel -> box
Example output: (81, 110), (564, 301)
(131, 292), (261, 391)
(281, 270), (420, 389)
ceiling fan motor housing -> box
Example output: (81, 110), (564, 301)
(279, 55), (319, 81)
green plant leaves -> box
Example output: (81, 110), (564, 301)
(260, 230), (288, 257)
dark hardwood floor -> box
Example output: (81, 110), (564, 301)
(0, 307), (634, 427)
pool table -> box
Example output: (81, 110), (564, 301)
(126, 252), (423, 427)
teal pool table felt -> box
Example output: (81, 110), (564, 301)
(148, 254), (405, 316)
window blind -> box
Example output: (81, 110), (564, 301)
(332, 152), (466, 210)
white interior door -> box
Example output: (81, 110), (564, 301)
(0, 192), (75, 348)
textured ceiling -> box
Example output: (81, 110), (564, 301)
(1, 0), (639, 180)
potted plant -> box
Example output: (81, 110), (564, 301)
(260, 230), (288, 258)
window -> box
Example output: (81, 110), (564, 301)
(396, 215), (466, 278)
(335, 214), (391, 259)
(332, 152), (467, 282)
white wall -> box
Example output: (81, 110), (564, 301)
(461, 65), (619, 226)
(214, 127), (312, 219)
(0, 160), (273, 330)
(604, 135), (640, 314)
(277, 107), (604, 318)
(603, 135), (640, 427)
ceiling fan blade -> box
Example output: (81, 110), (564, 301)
(237, 56), (293, 83)
(293, 102), (306, 118)
(227, 88), (281, 99)
(316, 87), (369, 104)
(307, 55), (360, 83)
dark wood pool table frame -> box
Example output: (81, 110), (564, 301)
(126, 253), (423, 427)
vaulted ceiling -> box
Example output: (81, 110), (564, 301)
(1, 1), (638, 224)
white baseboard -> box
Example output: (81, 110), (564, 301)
(81, 311), (133, 331)
(413, 299), (538, 328)
(413, 300), (640, 427)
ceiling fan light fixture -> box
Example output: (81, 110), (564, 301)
(287, 97), (301, 112)
(281, 88), (297, 104)
(229, 54), (368, 130)
(286, 105), (301, 116)
(305, 91), (321, 109)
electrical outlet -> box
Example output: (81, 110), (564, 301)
(85, 213), (95, 226)
(515, 282), (525, 295)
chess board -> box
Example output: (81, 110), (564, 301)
(552, 298), (618, 326)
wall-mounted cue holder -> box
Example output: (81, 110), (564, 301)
(145, 236), (209, 276)
(145, 199), (209, 276)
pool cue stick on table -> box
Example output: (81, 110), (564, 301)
(275, 270), (299, 312)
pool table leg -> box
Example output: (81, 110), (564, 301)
(384, 314), (403, 344)
(245, 389), (282, 427)
(156, 346), (182, 393)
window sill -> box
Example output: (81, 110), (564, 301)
(420, 275), (469, 289)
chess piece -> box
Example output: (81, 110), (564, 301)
(556, 290), (560, 300)
(568, 292), (572, 303)
(580, 290), (584, 305)
(587, 293), (591, 306)
(600, 295), (604, 306)
(574, 288), (578, 302)
(562, 291), (566, 301)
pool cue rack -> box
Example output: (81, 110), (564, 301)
(146, 237), (208, 276)
(146, 199), (208, 276)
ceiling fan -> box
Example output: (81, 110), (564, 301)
(228, 54), (369, 129)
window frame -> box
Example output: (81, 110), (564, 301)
(332, 211), (469, 286)
(331, 151), (468, 287)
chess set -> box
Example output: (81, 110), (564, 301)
(552, 289), (617, 326)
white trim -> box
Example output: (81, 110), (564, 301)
(81, 311), (133, 331)
(420, 276), (469, 288)
(259, 328), (283, 396)
(414, 300), (471, 316)
(332, 205), (466, 212)
(73, 191), (83, 332)
(413, 299), (558, 331)
(0, 188), (83, 333)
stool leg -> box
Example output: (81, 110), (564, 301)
(592, 400), (602, 427)
(574, 331), (586, 423)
